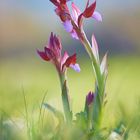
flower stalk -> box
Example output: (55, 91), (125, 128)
(81, 32), (105, 129)
(49, 0), (107, 131)
(58, 71), (72, 124)
(80, 32), (102, 87)
(37, 33), (80, 124)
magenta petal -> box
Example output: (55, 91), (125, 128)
(92, 11), (102, 22)
(61, 51), (69, 65)
(71, 2), (81, 22)
(63, 20), (73, 33)
(70, 63), (80, 72)
(44, 47), (55, 59)
(37, 50), (50, 61)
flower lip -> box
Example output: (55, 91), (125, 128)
(92, 11), (102, 22)
(61, 52), (80, 72)
(64, 53), (76, 67)
(62, 53), (76, 71)
(63, 20), (73, 33)
(70, 64), (80, 72)
(50, 0), (102, 40)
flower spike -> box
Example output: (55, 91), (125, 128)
(37, 33), (80, 73)
(49, 0), (102, 40)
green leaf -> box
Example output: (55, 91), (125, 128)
(44, 103), (64, 124)
(75, 111), (88, 130)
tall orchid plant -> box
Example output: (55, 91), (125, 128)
(37, 0), (125, 139)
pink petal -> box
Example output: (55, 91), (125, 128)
(70, 63), (81, 72)
(63, 20), (73, 33)
(83, 1), (96, 18)
(37, 49), (50, 61)
(61, 51), (69, 65)
(49, 32), (55, 49)
(92, 11), (102, 22)
(64, 53), (76, 67)
(45, 47), (55, 59)
(71, 2), (81, 22)
(62, 53), (77, 72)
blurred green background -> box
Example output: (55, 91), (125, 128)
(0, 0), (140, 117)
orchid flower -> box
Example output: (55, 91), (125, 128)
(37, 33), (80, 123)
(37, 32), (80, 74)
(50, 0), (102, 40)
(48, 0), (108, 130)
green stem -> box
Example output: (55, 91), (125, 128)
(58, 72), (72, 124)
(80, 32), (102, 88)
(80, 32), (105, 129)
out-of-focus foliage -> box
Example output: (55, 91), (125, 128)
(0, 56), (140, 139)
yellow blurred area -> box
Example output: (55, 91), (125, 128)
(0, 0), (140, 117)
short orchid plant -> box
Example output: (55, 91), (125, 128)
(37, 0), (126, 139)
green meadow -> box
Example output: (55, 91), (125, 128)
(0, 56), (140, 139)
(0, 56), (140, 113)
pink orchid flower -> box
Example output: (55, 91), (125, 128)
(37, 33), (80, 73)
(49, 0), (102, 40)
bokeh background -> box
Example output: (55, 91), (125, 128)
(0, 0), (140, 118)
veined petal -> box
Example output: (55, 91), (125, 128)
(62, 53), (79, 72)
(83, 1), (96, 18)
(91, 34), (99, 62)
(45, 47), (55, 60)
(63, 20), (73, 33)
(49, 32), (55, 49)
(61, 51), (69, 65)
(37, 50), (50, 61)
(71, 2), (81, 22)
(49, 32), (62, 49)
(53, 34), (62, 50)
(64, 53), (76, 67)
(70, 63), (80, 72)
(92, 11), (102, 22)
(48, 33), (62, 59)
